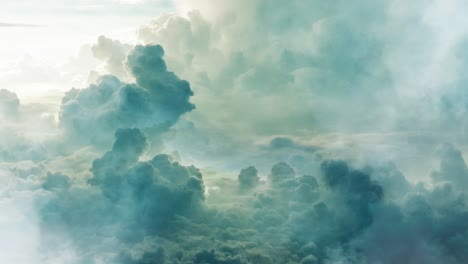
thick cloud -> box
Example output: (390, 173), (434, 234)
(40, 128), (205, 263)
(127, 44), (195, 119)
(4, 124), (468, 264)
(4, 1), (468, 264)
(137, 0), (393, 140)
(431, 143), (468, 188)
(269, 161), (295, 184)
(237, 165), (259, 189)
(42, 172), (70, 191)
(59, 44), (195, 146)
(131, 0), (468, 173)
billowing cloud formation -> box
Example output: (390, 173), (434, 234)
(40, 129), (205, 263)
(131, 0), (468, 172)
(269, 161), (295, 184)
(4, 1), (468, 263)
(27, 134), (468, 263)
(237, 165), (259, 189)
(137, 1), (393, 137)
(59, 44), (195, 146)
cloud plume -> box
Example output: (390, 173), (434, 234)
(59, 43), (195, 147)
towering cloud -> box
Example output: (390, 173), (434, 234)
(40, 128), (205, 263)
(59, 44), (195, 147)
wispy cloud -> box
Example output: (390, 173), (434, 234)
(0, 22), (41, 27)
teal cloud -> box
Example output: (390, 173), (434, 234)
(3, 1), (468, 264)
(59, 44), (195, 146)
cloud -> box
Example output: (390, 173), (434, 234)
(59, 43), (195, 147)
(91, 36), (132, 79)
(138, 1), (392, 138)
(39, 128), (205, 263)
(3, 109), (468, 264)
(266, 137), (321, 154)
(431, 143), (468, 188)
(269, 161), (295, 184)
(0, 90), (58, 162)
(237, 165), (259, 189)
(0, 89), (20, 117)
(4, 1), (468, 263)
(0, 22), (41, 27)
(131, 0), (468, 172)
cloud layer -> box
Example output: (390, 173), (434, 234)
(2, 1), (468, 264)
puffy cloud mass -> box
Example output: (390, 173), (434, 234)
(3, 1), (468, 264)
(133, 0), (468, 171)
(29, 135), (468, 263)
(237, 165), (259, 189)
(40, 129), (206, 263)
(59, 44), (195, 146)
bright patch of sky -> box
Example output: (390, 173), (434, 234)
(0, 0), (174, 99)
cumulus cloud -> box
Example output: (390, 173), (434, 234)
(138, 1), (393, 138)
(39, 128), (205, 263)
(269, 161), (295, 184)
(131, 0), (468, 172)
(59, 43), (195, 147)
(5, 103), (468, 264)
(237, 165), (259, 189)
(4, 1), (468, 264)
(188, 146), (468, 263)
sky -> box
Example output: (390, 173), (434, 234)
(2, 0), (468, 263)
(0, 0), (172, 99)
